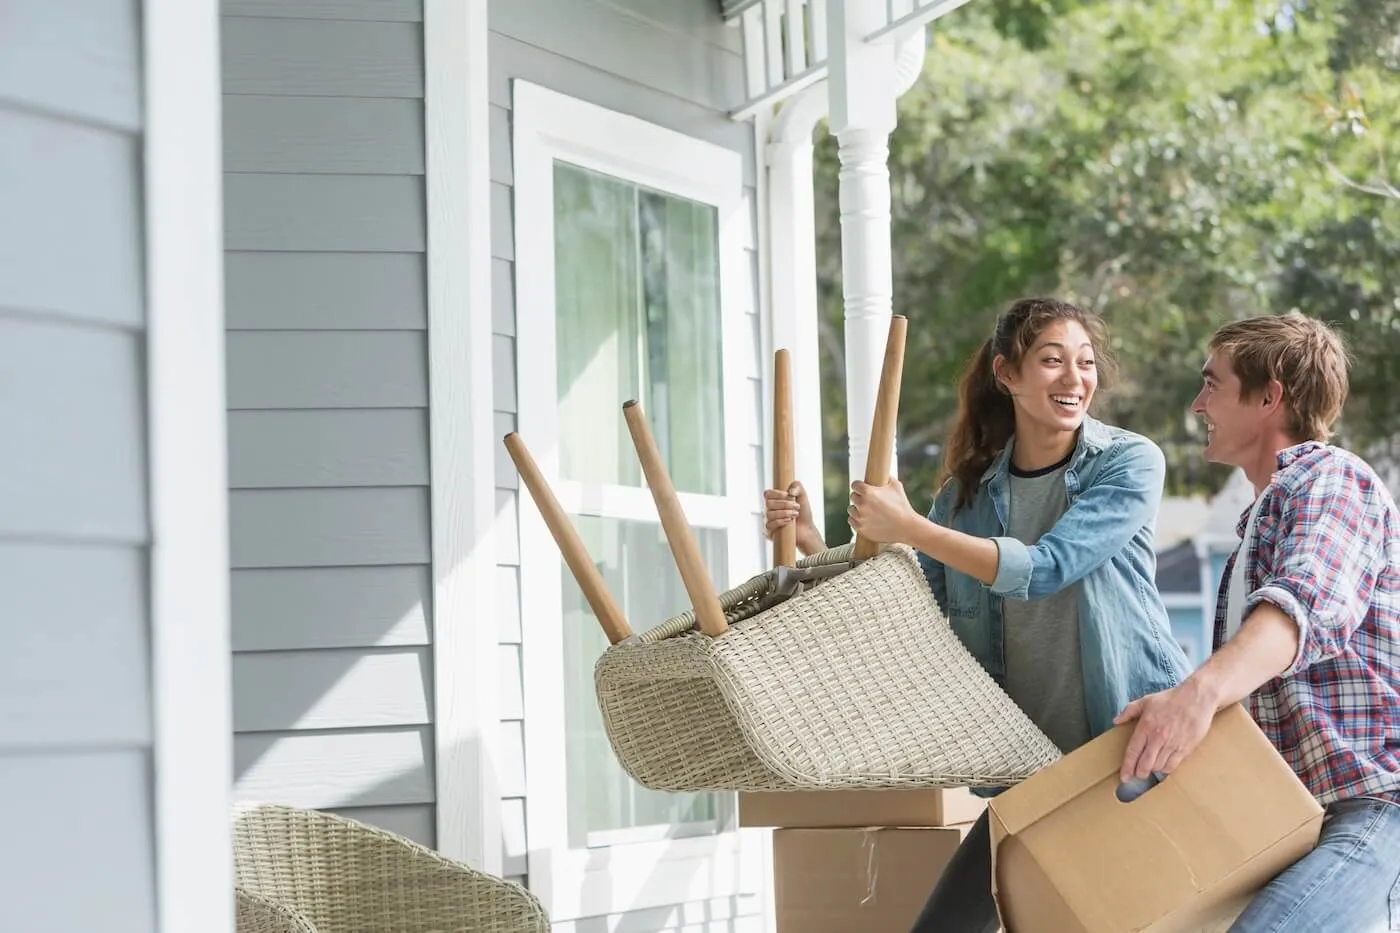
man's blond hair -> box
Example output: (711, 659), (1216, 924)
(1209, 312), (1350, 442)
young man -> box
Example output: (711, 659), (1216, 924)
(1115, 312), (1400, 931)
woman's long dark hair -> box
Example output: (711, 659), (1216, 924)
(940, 297), (1116, 512)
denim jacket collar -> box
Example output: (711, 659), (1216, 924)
(978, 415), (1113, 487)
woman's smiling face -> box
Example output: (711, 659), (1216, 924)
(996, 319), (1099, 436)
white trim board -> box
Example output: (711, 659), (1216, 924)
(511, 79), (761, 921)
(143, 0), (234, 930)
(423, 0), (503, 873)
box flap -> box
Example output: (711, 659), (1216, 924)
(988, 723), (1128, 837)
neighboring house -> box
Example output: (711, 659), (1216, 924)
(4, 1), (961, 931)
(1154, 471), (1258, 667)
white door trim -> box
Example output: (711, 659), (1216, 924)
(423, 0), (503, 873)
(143, 0), (233, 929)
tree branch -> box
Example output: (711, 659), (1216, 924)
(1322, 157), (1400, 200)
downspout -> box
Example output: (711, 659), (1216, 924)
(765, 28), (926, 536)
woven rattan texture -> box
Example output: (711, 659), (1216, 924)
(595, 545), (1063, 791)
(237, 888), (318, 933)
(232, 805), (549, 933)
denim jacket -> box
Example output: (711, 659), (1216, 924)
(917, 416), (1190, 740)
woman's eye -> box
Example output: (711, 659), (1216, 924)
(1043, 357), (1062, 365)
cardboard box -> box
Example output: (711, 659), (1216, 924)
(988, 704), (1323, 933)
(773, 825), (974, 933)
(740, 786), (986, 829)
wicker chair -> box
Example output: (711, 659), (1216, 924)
(236, 888), (318, 933)
(233, 804), (549, 933)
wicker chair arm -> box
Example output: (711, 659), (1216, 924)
(236, 887), (318, 933)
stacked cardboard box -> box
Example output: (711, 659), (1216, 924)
(740, 787), (987, 933)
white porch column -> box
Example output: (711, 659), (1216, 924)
(769, 84), (831, 538)
(826, 0), (900, 486)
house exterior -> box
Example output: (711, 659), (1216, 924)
(5, 1), (960, 931)
(1154, 471), (1263, 668)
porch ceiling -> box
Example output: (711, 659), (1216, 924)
(719, 0), (976, 118)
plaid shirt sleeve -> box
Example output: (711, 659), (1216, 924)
(1222, 443), (1400, 805)
(1245, 458), (1385, 675)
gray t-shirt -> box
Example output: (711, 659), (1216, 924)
(1001, 459), (1092, 754)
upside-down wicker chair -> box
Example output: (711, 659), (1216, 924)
(591, 540), (1062, 790)
(232, 804), (549, 933)
(236, 887), (317, 933)
(505, 316), (1063, 794)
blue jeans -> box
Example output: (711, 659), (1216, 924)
(1229, 797), (1400, 932)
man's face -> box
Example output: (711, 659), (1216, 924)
(1190, 350), (1261, 466)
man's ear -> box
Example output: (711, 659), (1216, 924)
(1261, 378), (1285, 412)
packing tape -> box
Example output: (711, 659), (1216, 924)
(859, 827), (879, 907)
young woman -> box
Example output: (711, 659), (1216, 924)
(764, 297), (1190, 933)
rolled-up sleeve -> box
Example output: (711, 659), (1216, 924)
(988, 438), (1165, 601)
(990, 537), (1032, 596)
(1245, 468), (1380, 675)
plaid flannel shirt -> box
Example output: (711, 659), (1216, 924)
(1213, 442), (1400, 805)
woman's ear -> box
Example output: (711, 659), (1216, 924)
(992, 354), (1013, 393)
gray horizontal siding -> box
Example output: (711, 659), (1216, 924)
(0, 543), (150, 747)
(224, 96), (425, 174)
(222, 17), (423, 97)
(328, 804), (435, 847)
(0, 108), (144, 328)
(491, 182), (514, 260)
(492, 334), (517, 412)
(223, 0), (423, 21)
(492, 258), (515, 335)
(600, 0), (743, 53)
(489, 0), (744, 114)
(0, 0), (142, 130)
(2, 3), (156, 927)
(233, 647), (432, 731)
(226, 331), (428, 409)
(226, 252), (427, 330)
(2, 751), (157, 931)
(0, 317), (147, 541)
(232, 566), (432, 651)
(493, 410), (518, 491)
(223, 2), (434, 842)
(234, 726), (434, 808)
(224, 173), (426, 251)
(228, 409), (430, 487)
(229, 488), (431, 568)
(488, 34), (757, 187)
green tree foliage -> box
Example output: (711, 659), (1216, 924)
(812, 0), (1400, 536)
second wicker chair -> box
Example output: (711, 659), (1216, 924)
(232, 804), (549, 933)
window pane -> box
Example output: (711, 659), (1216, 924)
(562, 515), (726, 842)
(553, 163), (643, 490)
(554, 162), (726, 495)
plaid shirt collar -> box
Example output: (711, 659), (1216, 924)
(1234, 442), (1327, 538)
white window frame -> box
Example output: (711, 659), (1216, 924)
(512, 79), (762, 921)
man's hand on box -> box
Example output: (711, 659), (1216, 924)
(1113, 678), (1216, 782)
